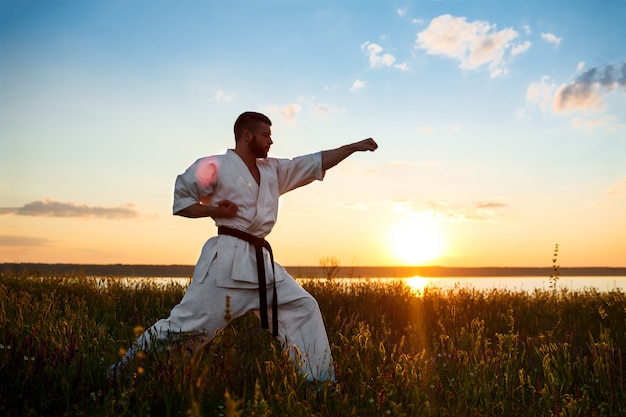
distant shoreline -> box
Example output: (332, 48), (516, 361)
(2, 263), (626, 278)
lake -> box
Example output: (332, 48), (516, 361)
(113, 275), (625, 293)
(3, 263), (624, 293)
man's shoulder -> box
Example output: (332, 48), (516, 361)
(192, 152), (227, 165)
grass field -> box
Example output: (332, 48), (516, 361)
(1, 270), (625, 416)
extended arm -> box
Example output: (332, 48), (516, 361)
(321, 138), (378, 171)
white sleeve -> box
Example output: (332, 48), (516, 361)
(172, 157), (219, 214)
(276, 152), (325, 195)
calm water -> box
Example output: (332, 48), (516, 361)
(325, 276), (625, 293)
(116, 275), (625, 293)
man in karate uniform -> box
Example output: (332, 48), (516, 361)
(112, 111), (377, 382)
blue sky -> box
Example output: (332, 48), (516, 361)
(1, 0), (625, 267)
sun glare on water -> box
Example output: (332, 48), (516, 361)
(405, 276), (431, 294)
(388, 219), (444, 265)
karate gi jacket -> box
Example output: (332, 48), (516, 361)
(173, 149), (325, 289)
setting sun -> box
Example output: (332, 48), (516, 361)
(388, 219), (444, 265)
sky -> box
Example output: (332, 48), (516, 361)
(1, 0), (625, 268)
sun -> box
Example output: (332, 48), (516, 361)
(388, 219), (444, 265)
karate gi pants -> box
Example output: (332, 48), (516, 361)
(120, 272), (335, 382)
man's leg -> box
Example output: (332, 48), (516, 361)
(272, 274), (335, 382)
(112, 274), (260, 372)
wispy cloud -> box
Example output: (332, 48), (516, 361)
(264, 104), (302, 124)
(369, 160), (441, 176)
(571, 115), (619, 132)
(339, 202), (370, 211)
(388, 198), (508, 222)
(526, 75), (557, 110)
(541, 32), (562, 47)
(595, 178), (626, 207)
(0, 235), (54, 247)
(350, 79), (366, 93)
(418, 126), (434, 134)
(511, 41), (532, 57)
(214, 88), (234, 102)
(396, 7), (408, 18)
(475, 200), (507, 209)
(0, 199), (139, 219)
(188, 83), (234, 103)
(607, 179), (626, 198)
(416, 14), (530, 78)
(265, 98), (345, 122)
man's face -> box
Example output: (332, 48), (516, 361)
(249, 123), (273, 158)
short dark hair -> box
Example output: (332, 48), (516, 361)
(233, 112), (272, 141)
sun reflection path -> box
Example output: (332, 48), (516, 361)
(405, 276), (431, 295)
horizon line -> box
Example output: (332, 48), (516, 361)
(2, 263), (625, 278)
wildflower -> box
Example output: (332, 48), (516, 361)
(133, 325), (145, 338)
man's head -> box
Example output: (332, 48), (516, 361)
(234, 112), (272, 142)
(233, 112), (273, 159)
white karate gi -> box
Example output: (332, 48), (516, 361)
(125, 149), (334, 382)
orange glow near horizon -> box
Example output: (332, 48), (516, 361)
(387, 217), (445, 266)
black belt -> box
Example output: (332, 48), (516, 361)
(217, 226), (278, 337)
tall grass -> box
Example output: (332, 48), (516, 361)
(1, 270), (624, 416)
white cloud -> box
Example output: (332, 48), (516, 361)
(265, 104), (302, 123)
(294, 96), (345, 118)
(526, 75), (557, 110)
(280, 104), (302, 123)
(554, 82), (604, 113)
(350, 79), (366, 92)
(396, 7), (408, 17)
(553, 62), (626, 113)
(525, 62), (626, 133)
(214, 89), (234, 102)
(395, 62), (410, 71)
(511, 41), (532, 57)
(571, 115), (615, 131)
(265, 97), (346, 122)
(541, 32), (562, 47)
(360, 41), (409, 71)
(415, 14), (524, 78)
(577, 61), (586, 72)
(362, 41), (396, 68)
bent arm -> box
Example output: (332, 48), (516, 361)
(321, 138), (378, 171)
(174, 200), (238, 219)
